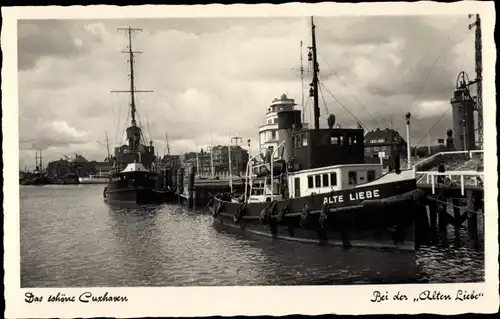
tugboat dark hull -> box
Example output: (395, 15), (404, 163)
(104, 187), (157, 205)
(209, 179), (428, 251)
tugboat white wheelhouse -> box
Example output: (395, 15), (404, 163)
(208, 17), (428, 251)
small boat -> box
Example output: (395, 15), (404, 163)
(79, 174), (110, 184)
(208, 17), (428, 251)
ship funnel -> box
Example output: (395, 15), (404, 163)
(277, 109), (302, 161)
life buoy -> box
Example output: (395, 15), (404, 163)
(233, 203), (247, 224)
(300, 205), (310, 228)
(319, 203), (329, 229)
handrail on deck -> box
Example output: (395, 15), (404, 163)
(412, 149), (483, 173)
(416, 170), (484, 195)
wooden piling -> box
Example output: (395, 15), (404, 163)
(176, 167), (184, 205)
(437, 194), (447, 232)
(466, 190), (478, 243)
(452, 198), (461, 246)
(187, 166), (195, 209)
(428, 200), (438, 229)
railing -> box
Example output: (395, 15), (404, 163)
(412, 150), (483, 173)
(416, 170), (484, 195)
(194, 172), (243, 180)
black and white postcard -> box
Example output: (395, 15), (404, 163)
(2, 1), (498, 317)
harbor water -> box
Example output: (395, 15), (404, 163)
(20, 184), (485, 287)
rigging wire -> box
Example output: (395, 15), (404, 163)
(413, 107), (451, 149)
(319, 82), (367, 130)
(319, 54), (381, 128)
(317, 76), (330, 116)
(396, 35), (452, 132)
(112, 93), (123, 145)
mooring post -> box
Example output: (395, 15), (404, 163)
(188, 166), (195, 208)
(452, 198), (461, 245)
(466, 190), (478, 243)
(429, 199), (438, 229)
(437, 191), (447, 232)
(177, 167), (184, 205)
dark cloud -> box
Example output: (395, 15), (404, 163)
(17, 15), (478, 169)
(17, 20), (103, 70)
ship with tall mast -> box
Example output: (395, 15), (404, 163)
(103, 27), (162, 205)
(208, 17), (428, 251)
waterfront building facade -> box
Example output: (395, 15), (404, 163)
(363, 128), (407, 162)
(258, 94), (309, 158)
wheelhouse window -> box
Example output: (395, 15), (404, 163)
(348, 171), (357, 185)
(322, 174), (329, 187)
(271, 130), (277, 140)
(330, 172), (337, 186)
(307, 176), (314, 188)
(314, 175), (321, 188)
(302, 135), (308, 147)
(294, 134), (302, 148)
(330, 136), (339, 145)
(367, 170), (376, 182)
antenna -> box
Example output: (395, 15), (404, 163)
(111, 26), (153, 128)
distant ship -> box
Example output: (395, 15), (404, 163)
(79, 173), (110, 184)
(103, 27), (166, 205)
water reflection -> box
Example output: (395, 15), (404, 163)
(20, 185), (485, 287)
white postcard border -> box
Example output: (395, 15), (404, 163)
(2, 1), (498, 317)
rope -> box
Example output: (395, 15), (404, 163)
(319, 54), (380, 129)
(428, 195), (483, 216)
(319, 82), (368, 130)
(413, 108), (451, 148)
(396, 35), (452, 132)
(317, 78), (330, 117)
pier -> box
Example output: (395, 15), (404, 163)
(413, 150), (484, 247)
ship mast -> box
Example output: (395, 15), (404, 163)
(308, 16), (320, 130)
(299, 41), (305, 124)
(105, 132), (111, 162)
(111, 26), (153, 149)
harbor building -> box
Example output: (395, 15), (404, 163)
(258, 94), (309, 158)
(90, 160), (113, 175)
(181, 145), (249, 176)
(363, 128), (407, 163)
(161, 154), (181, 169)
(46, 154), (108, 177)
(47, 159), (72, 177)
(211, 145), (249, 174)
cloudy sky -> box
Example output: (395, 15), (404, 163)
(18, 15), (476, 169)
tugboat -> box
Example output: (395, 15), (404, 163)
(103, 26), (169, 205)
(104, 158), (158, 204)
(208, 17), (427, 251)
